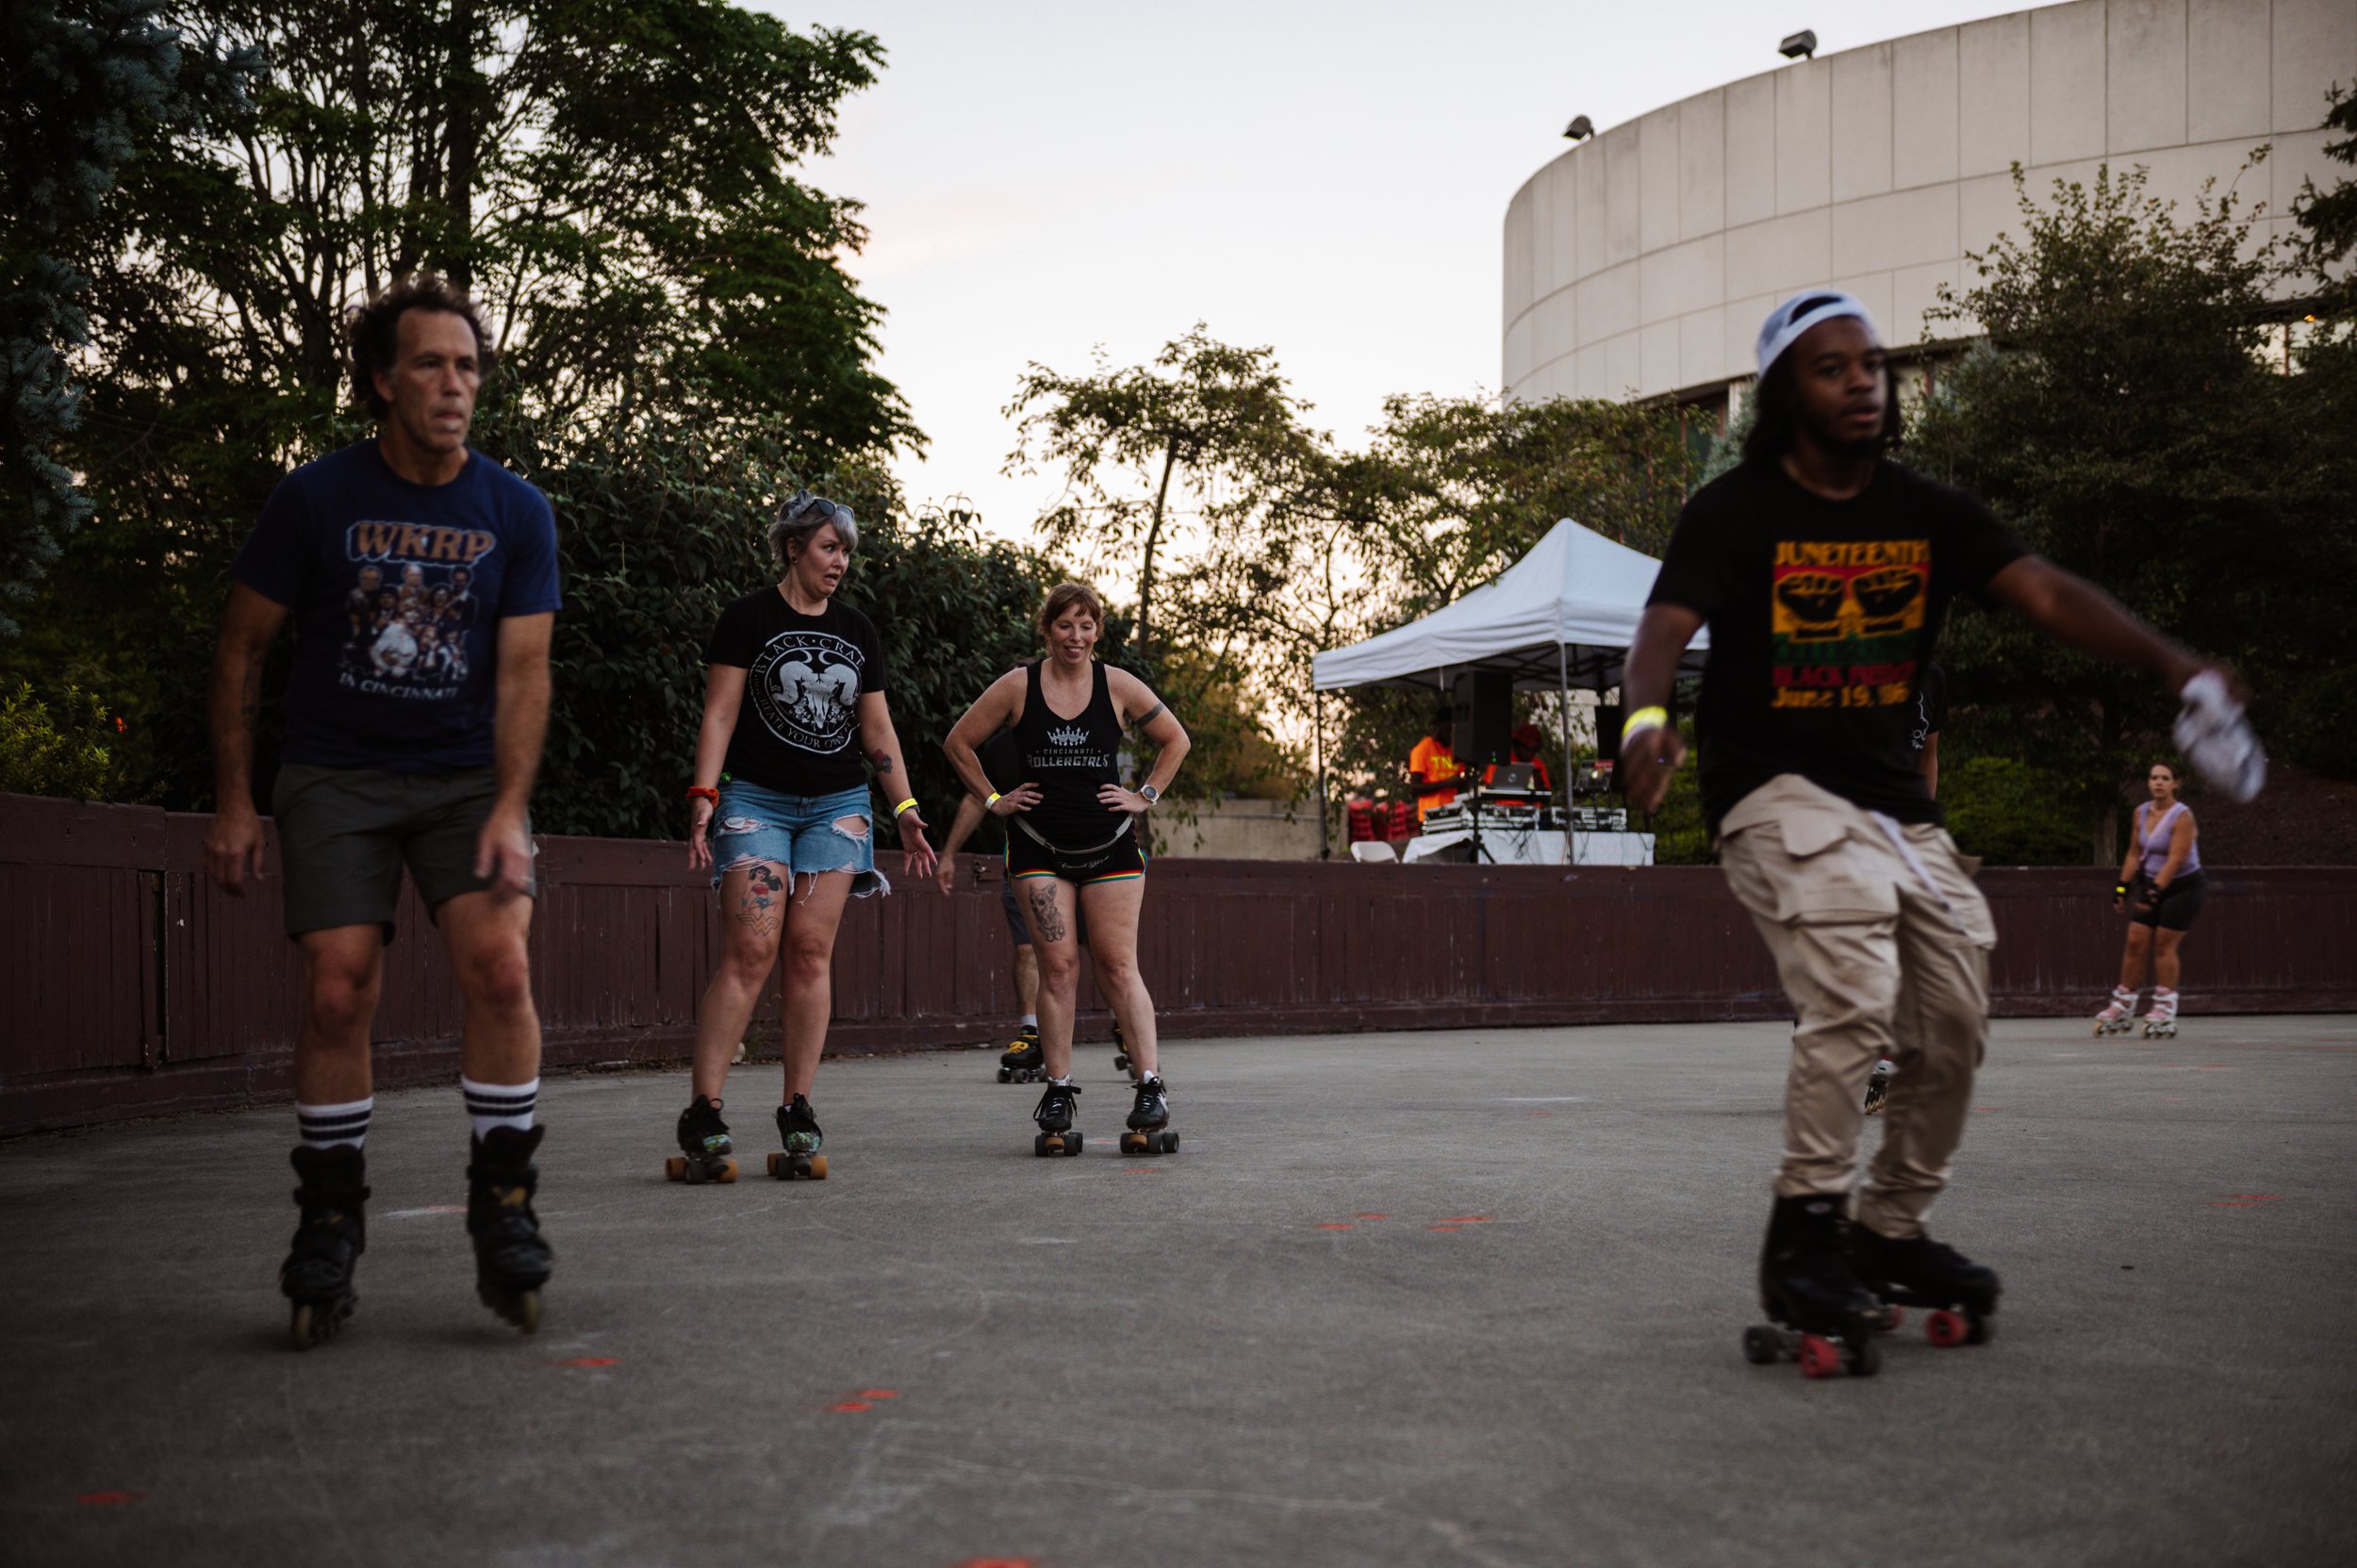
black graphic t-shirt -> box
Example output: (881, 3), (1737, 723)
(705, 590), (888, 797)
(1013, 660), (1125, 847)
(1648, 460), (2026, 829)
(1912, 660), (1948, 754)
(234, 441), (561, 772)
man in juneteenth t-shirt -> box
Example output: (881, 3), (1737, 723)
(1620, 291), (2247, 1370)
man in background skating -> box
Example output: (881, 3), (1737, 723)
(1621, 291), (2250, 1372)
(204, 273), (562, 1347)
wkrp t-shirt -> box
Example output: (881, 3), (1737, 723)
(1646, 459), (2026, 830)
(234, 441), (561, 772)
(704, 590), (888, 797)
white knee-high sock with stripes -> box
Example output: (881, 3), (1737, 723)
(297, 1097), (373, 1149)
(460, 1077), (538, 1139)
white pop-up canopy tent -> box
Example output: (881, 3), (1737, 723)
(1311, 517), (1706, 696)
(1310, 519), (1706, 864)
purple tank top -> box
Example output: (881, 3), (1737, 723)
(2137, 801), (2200, 878)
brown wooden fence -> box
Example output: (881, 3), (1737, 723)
(3, 791), (2350, 1133)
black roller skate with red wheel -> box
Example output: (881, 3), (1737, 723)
(1119, 1073), (1178, 1156)
(1032, 1079), (1083, 1157)
(1849, 1225), (2000, 1349)
(282, 1145), (369, 1350)
(1742, 1194), (1883, 1378)
(665, 1095), (738, 1184)
(766, 1094), (828, 1180)
(997, 1024), (1044, 1083)
(467, 1126), (553, 1334)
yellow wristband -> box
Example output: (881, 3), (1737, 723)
(986, 791), (1001, 808)
(893, 797), (917, 817)
(1622, 705), (1669, 742)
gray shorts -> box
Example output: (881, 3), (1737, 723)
(271, 764), (532, 941)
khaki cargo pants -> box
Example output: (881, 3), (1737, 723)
(1717, 774), (1997, 1239)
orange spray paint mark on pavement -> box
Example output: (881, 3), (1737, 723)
(858, 1389), (898, 1400)
(550, 1357), (619, 1368)
(1314, 1223), (1355, 1230)
(1353, 1213), (1389, 1220)
(829, 1400), (874, 1412)
(1439, 1215), (1493, 1224)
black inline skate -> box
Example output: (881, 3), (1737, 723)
(1849, 1225), (2001, 1349)
(1120, 1073), (1178, 1156)
(1032, 1079), (1083, 1157)
(997, 1024), (1044, 1083)
(1742, 1194), (1883, 1378)
(665, 1095), (737, 1184)
(282, 1145), (369, 1350)
(767, 1093), (827, 1180)
(467, 1126), (554, 1334)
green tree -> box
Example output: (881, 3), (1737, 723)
(0, 0), (254, 634)
(1910, 159), (2352, 858)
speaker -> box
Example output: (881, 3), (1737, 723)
(1595, 704), (1623, 766)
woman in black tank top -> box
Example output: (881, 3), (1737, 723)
(946, 582), (1191, 1157)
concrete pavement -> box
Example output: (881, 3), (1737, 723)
(4, 1015), (2352, 1567)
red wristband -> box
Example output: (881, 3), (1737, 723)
(685, 786), (719, 803)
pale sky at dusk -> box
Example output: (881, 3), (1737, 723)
(783, 1), (2042, 541)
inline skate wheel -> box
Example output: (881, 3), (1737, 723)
(1741, 1326), (1782, 1365)
(665, 1156), (686, 1181)
(1797, 1335), (1842, 1378)
(1925, 1310), (1969, 1348)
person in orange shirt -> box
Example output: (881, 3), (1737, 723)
(1408, 704), (1461, 821)
(1482, 722), (1554, 794)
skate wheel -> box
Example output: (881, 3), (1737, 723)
(664, 1156), (686, 1181)
(1847, 1336), (1880, 1377)
(1034, 1133), (1056, 1157)
(1067, 1131), (1084, 1155)
(515, 1291), (540, 1334)
(1880, 1305), (1905, 1332)
(1797, 1335), (1843, 1378)
(807, 1155), (827, 1180)
(717, 1158), (738, 1183)
(1164, 1131), (1179, 1152)
(997, 1067), (1013, 1083)
(1741, 1326), (1782, 1365)
(1924, 1310), (1969, 1347)
(766, 1151), (783, 1177)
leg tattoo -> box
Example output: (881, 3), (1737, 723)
(1028, 883), (1067, 944)
(737, 866), (783, 935)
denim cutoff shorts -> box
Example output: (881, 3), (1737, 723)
(710, 780), (885, 899)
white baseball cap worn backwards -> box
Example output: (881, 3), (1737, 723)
(1755, 290), (1881, 379)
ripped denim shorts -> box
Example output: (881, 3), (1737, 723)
(709, 780), (885, 899)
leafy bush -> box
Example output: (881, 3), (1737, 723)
(0, 682), (114, 800)
(1940, 755), (2090, 866)
(2277, 668), (2357, 779)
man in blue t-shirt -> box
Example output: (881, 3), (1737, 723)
(203, 274), (562, 1347)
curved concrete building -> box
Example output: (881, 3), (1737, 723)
(1501, 0), (2357, 418)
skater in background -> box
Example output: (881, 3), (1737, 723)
(2093, 762), (2205, 1038)
(1865, 658), (1946, 1114)
(1621, 290), (2254, 1375)
(934, 725), (1047, 1080)
(203, 275), (561, 1347)
(944, 582), (1189, 1156)
(677, 491), (936, 1180)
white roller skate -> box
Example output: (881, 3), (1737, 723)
(2093, 987), (2141, 1036)
(2141, 989), (2180, 1039)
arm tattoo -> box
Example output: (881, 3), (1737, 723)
(867, 749), (898, 778)
(1027, 883), (1068, 944)
(1130, 701), (1167, 731)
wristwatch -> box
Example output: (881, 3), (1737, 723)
(1137, 784), (1160, 808)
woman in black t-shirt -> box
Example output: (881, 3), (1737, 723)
(668, 491), (936, 1180)
(945, 582), (1190, 1158)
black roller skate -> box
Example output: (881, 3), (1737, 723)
(997, 1024), (1044, 1084)
(1742, 1194), (1883, 1378)
(1850, 1225), (2001, 1349)
(282, 1145), (369, 1351)
(467, 1126), (553, 1334)
(665, 1095), (737, 1184)
(1862, 1059), (1893, 1116)
(1120, 1073), (1178, 1156)
(1112, 1017), (1134, 1080)
(1032, 1079), (1083, 1157)
(767, 1094), (827, 1180)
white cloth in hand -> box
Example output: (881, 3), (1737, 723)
(2172, 670), (2266, 803)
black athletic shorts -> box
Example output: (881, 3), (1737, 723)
(1005, 825), (1146, 886)
(2129, 871), (2206, 932)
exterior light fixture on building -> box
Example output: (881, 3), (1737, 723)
(1780, 29), (1817, 60)
(1563, 115), (1593, 140)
